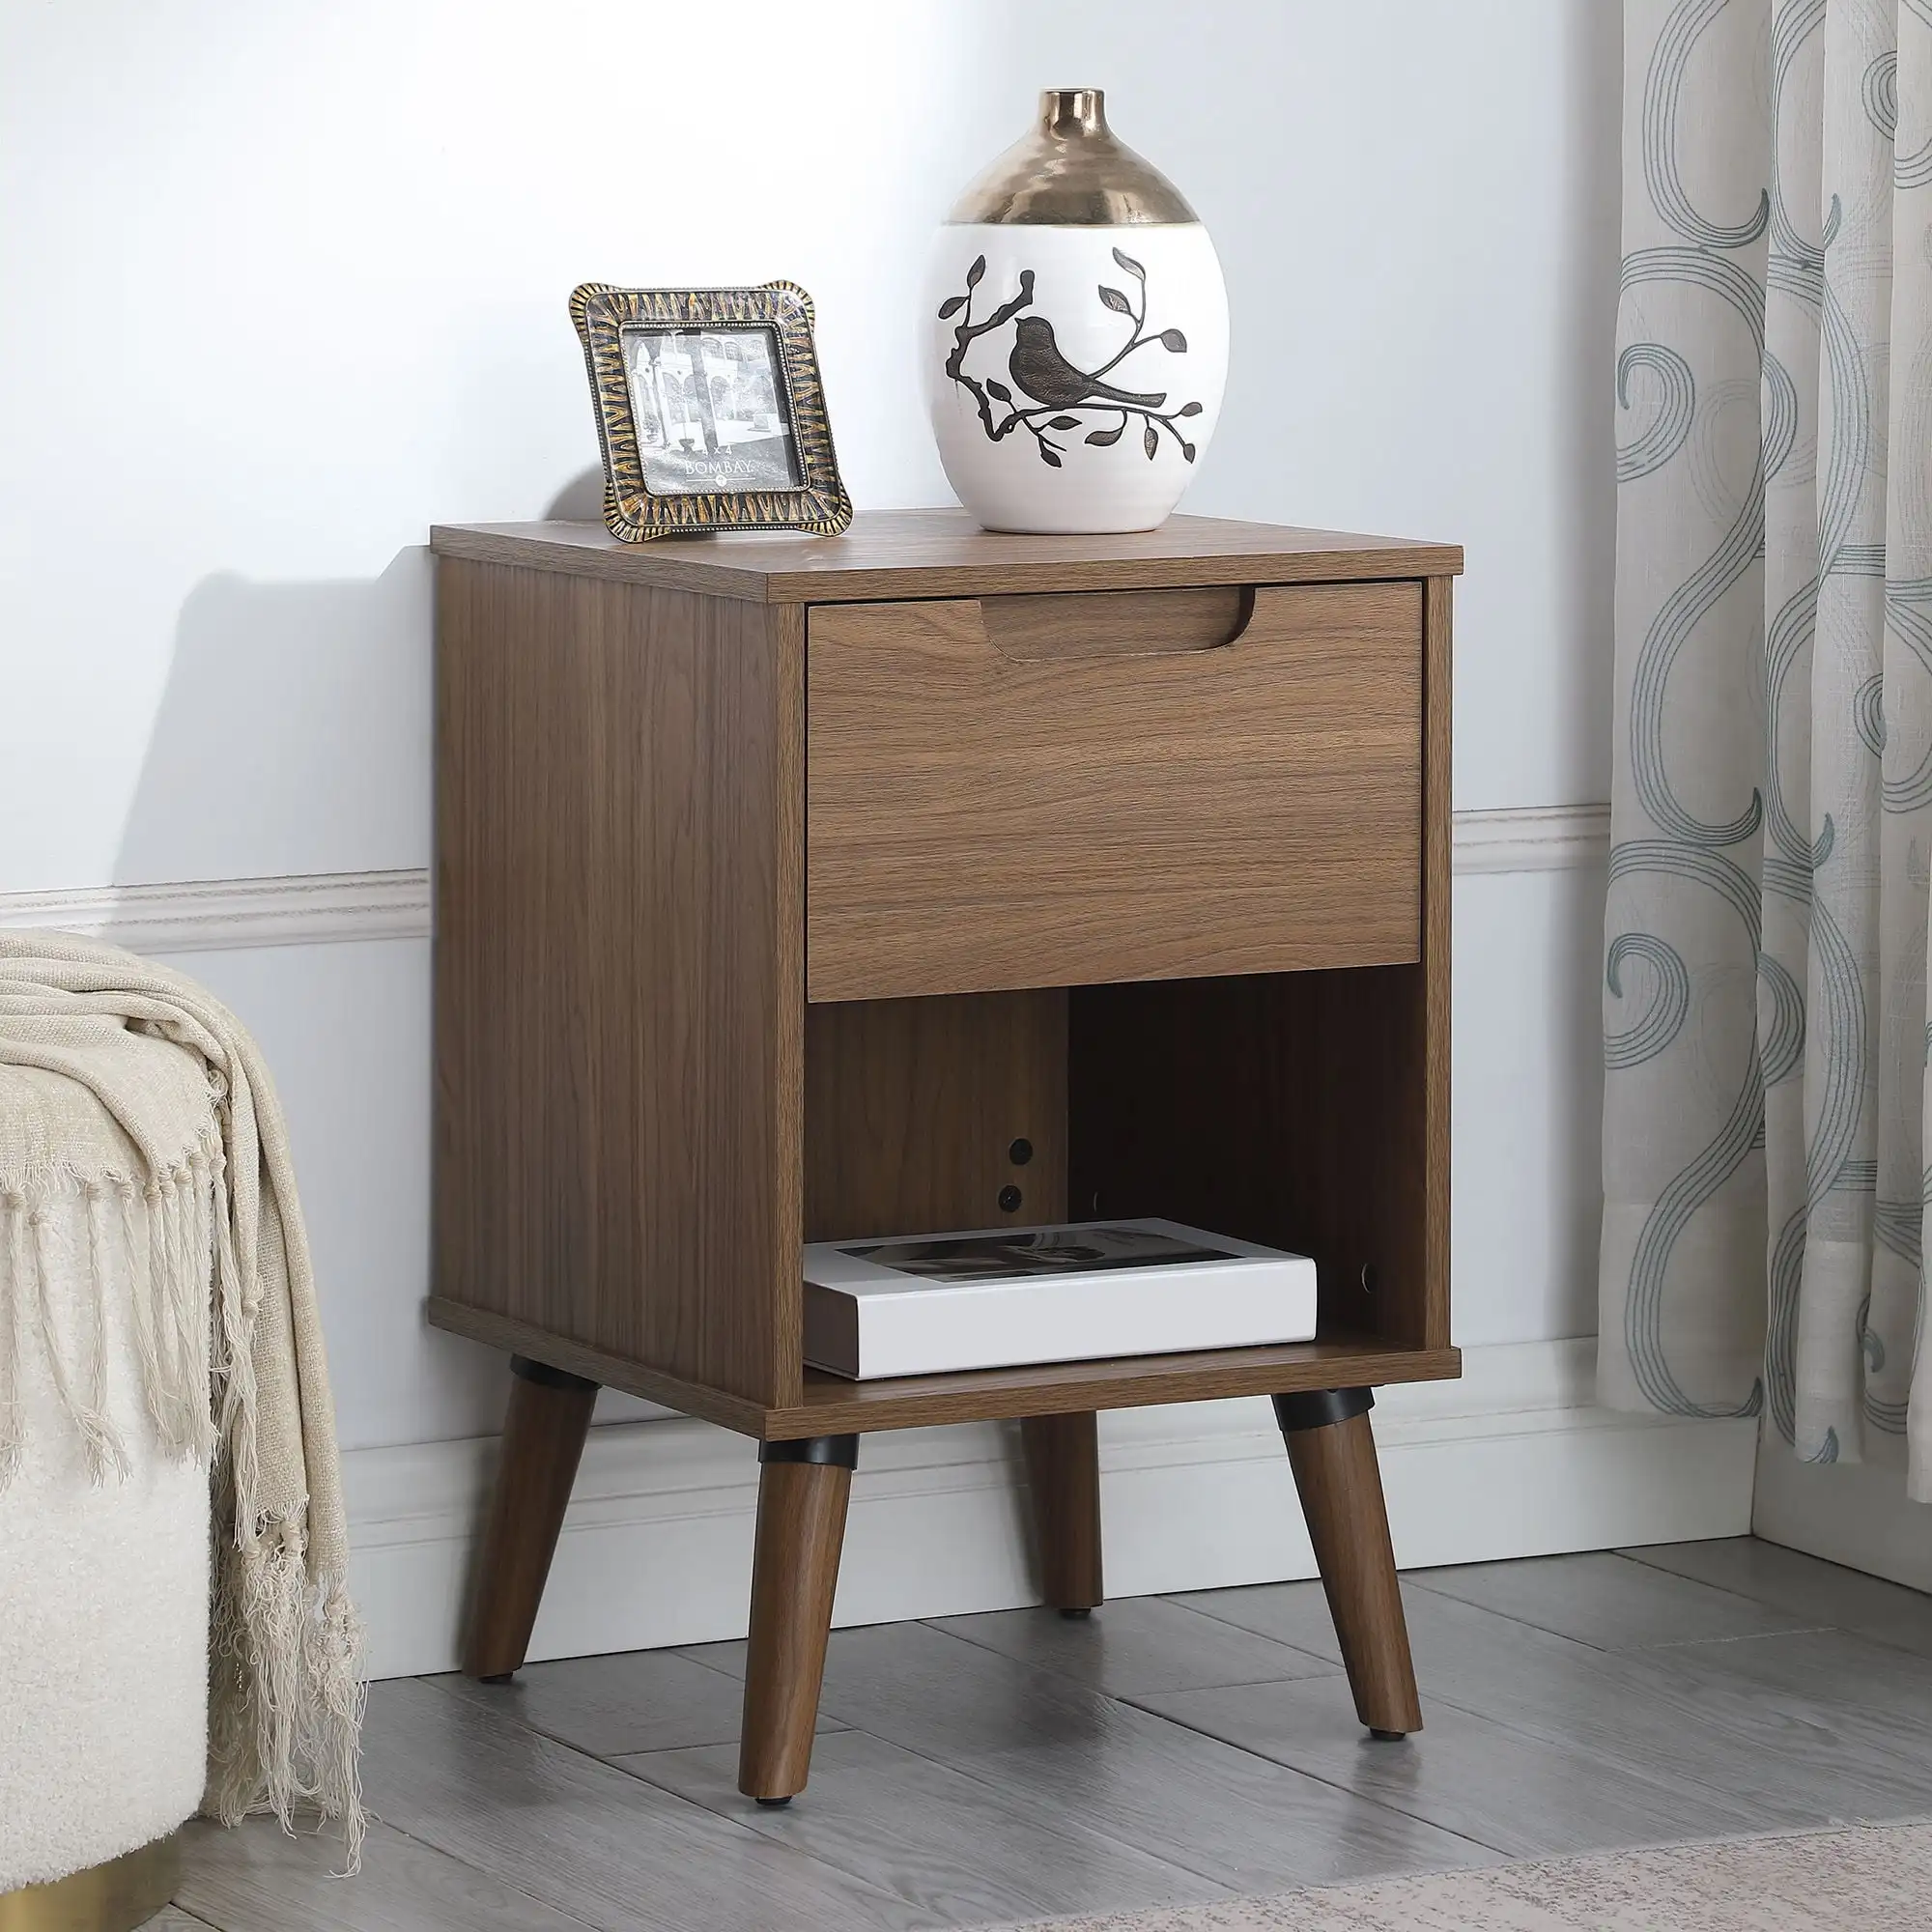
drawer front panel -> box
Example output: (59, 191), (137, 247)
(806, 580), (1422, 1001)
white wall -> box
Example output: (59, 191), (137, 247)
(2, 5), (1622, 1470)
(1752, 1437), (1932, 1595)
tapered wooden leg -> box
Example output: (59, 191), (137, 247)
(1274, 1388), (1421, 1738)
(462, 1355), (599, 1681)
(739, 1435), (857, 1804)
(1021, 1411), (1103, 1614)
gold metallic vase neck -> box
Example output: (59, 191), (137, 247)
(1041, 88), (1106, 136)
(946, 88), (1199, 227)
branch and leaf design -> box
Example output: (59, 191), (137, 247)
(938, 246), (1203, 468)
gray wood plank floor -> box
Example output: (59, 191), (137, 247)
(144, 1537), (1932, 1932)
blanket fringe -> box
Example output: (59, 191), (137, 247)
(26, 1195), (128, 1483)
(0, 1193), (22, 1489)
(0, 1158), (213, 1486)
(206, 1518), (367, 1873)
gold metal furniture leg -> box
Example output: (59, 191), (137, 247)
(0, 1833), (181, 1932)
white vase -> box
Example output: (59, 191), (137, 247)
(926, 90), (1229, 535)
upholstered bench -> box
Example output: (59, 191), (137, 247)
(0, 1139), (207, 1926)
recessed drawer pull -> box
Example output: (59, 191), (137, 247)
(979, 584), (1255, 661)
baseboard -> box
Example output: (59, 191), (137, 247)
(1750, 1433), (1932, 1592)
(346, 1335), (1755, 1680)
(0, 806), (1613, 955)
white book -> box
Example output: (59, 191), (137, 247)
(803, 1218), (1317, 1380)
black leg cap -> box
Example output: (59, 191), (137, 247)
(1369, 1727), (1407, 1742)
(1059, 1605), (1094, 1620)
(755, 1795), (793, 1809)
(478, 1672), (516, 1685)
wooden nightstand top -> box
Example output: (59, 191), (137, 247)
(430, 509), (1464, 604)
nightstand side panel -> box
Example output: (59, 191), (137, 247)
(434, 559), (803, 1406)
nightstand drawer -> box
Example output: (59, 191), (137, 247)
(806, 579), (1423, 1001)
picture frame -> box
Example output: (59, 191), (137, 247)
(569, 280), (852, 543)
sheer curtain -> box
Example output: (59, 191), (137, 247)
(1603, 0), (1932, 1500)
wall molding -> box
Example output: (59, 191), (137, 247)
(1452, 803), (1611, 875)
(0, 807), (1613, 954)
(0, 869), (429, 953)
(347, 1336), (1755, 1680)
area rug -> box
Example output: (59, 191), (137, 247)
(1009, 1821), (1932, 1930)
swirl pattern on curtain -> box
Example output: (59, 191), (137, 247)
(1605, 0), (1932, 1500)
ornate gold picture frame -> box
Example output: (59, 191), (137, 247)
(570, 281), (852, 542)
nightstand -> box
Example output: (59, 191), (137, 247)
(428, 510), (1460, 1801)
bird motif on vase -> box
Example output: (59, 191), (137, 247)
(936, 248), (1202, 469)
(1007, 317), (1168, 412)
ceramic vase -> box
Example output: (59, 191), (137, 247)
(926, 89), (1228, 534)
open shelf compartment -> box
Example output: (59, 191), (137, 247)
(793, 967), (1453, 1429)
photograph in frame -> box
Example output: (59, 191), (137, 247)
(622, 325), (803, 496)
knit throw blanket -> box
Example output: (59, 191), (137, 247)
(0, 932), (363, 1863)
